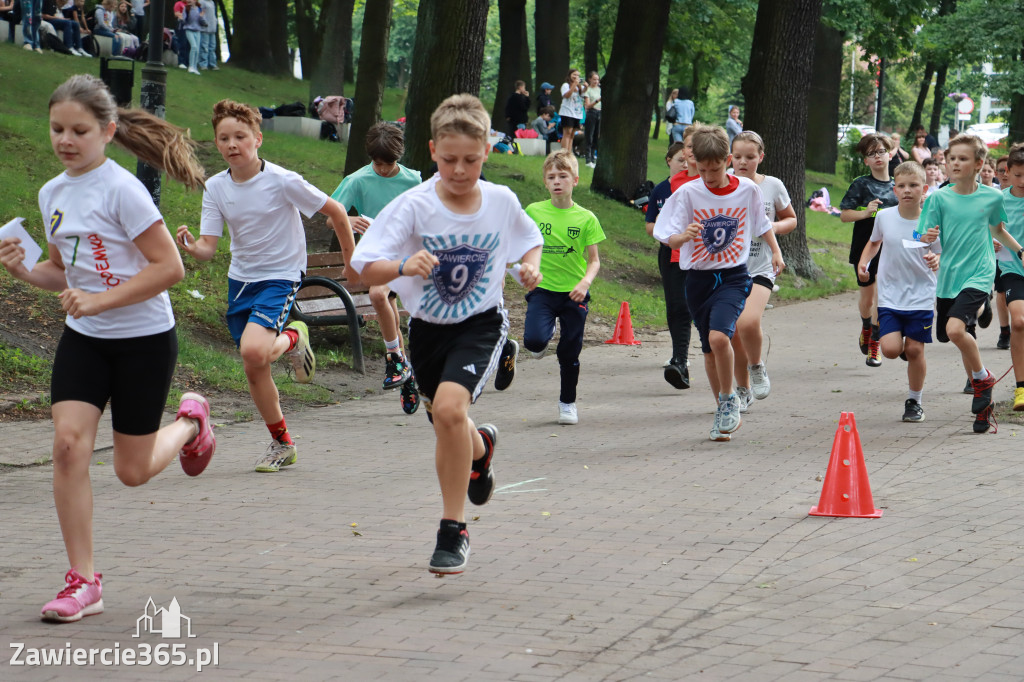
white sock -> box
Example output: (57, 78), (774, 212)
(971, 367), (988, 381)
(908, 389), (923, 404)
(385, 337), (401, 354)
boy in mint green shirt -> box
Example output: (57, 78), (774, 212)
(918, 135), (1022, 433)
(521, 149), (605, 426)
(330, 122), (422, 413)
(997, 143), (1024, 411)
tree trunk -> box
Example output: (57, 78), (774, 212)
(741, 0), (824, 280)
(294, 0), (317, 81)
(805, 20), (843, 174)
(534, 0), (569, 95)
(1010, 44), (1024, 144)
(310, 0), (355, 98)
(230, 0), (290, 75)
(583, 0), (600, 77)
(908, 60), (934, 136)
(490, 0), (531, 130)
(214, 0), (231, 50)
(344, 0), (395, 176)
(929, 62), (947, 140)
(590, 0), (671, 202)
(403, 0), (490, 177)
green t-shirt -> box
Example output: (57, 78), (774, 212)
(1000, 188), (1024, 279)
(524, 199), (606, 292)
(917, 184), (1007, 298)
(330, 163), (422, 218)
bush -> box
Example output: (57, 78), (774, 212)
(841, 129), (864, 183)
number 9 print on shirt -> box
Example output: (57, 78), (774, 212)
(419, 234), (498, 319)
(691, 208), (746, 265)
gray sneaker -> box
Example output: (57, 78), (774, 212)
(735, 386), (753, 413)
(718, 395), (742, 434)
(709, 404), (730, 441)
(254, 440), (297, 473)
(749, 363), (770, 399)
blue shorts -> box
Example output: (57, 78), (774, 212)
(877, 307), (933, 344)
(226, 278), (300, 347)
(685, 265), (751, 354)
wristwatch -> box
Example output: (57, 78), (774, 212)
(1017, 247), (1024, 259)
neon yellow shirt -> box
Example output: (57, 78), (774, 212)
(524, 200), (605, 292)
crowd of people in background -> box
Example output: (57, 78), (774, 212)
(1, 0), (216, 67)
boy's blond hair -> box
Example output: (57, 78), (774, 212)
(691, 126), (730, 163)
(212, 99), (262, 136)
(542, 149), (578, 179)
(430, 94), (490, 144)
(947, 133), (988, 161)
(681, 121), (705, 142)
(893, 161), (926, 184)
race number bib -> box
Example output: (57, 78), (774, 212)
(431, 244), (489, 305)
(701, 214), (740, 255)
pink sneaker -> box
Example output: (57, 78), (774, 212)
(177, 392), (215, 476)
(41, 568), (103, 622)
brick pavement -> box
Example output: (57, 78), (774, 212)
(2, 292), (1024, 681)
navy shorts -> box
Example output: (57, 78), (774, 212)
(685, 265), (751, 354)
(226, 278), (300, 347)
(51, 325), (178, 435)
(877, 307), (933, 344)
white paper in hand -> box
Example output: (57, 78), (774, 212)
(506, 263), (525, 286)
(0, 218), (43, 271)
(901, 239), (930, 249)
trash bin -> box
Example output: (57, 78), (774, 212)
(99, 57), (136, 107)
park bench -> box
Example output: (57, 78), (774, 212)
(288, 251), (407, 375)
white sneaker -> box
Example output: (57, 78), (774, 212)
(531, 344), (548, 360)
(23, 43), (34, 51)
(718, 395), (742, 434)
(178, 63), (187, 69)
(749, 363), (771, 399)
(188, 67), (201, 75)
(735, 386), (753, 413)
(709, 405), (730, 441)
(558, 401), (578, 425)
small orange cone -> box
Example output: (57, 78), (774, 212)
(809, 412), (883, 518)
(604, 301), (641, 346)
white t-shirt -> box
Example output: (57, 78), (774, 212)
(652, 175), (772, 271)
(200, 161), (328, 282)
(40, 159), (173, 339)
(559, 83), (585, 120)
(871, 206), (939, 311)
(747, 175), (791, 281)
(350, 176), (544, 324)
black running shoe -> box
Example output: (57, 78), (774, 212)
(973, 404), (994, 434)
(429, 520), (470, 574)
(979, 295), (993, 329)
(382, 352), (412, 390)
(400, 377), (420, 415)
(997, 330), (1011, 350)
(902, 399), (924, 422)
(963, 378), (973, 394)
(494, 339), (518, 391)
(663, 359), (690, 390)
(971, 371), (996, 414)
(858, 327), (870, 355)
(468, 424), (497, 505)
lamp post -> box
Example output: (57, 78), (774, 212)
(948, 92), (967, 135)
(137, 0), (167, 206)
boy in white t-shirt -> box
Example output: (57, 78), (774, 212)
(654, 126), (784, 442)
(177, 99), (357, 472)
(857, 162), (940, 422)
(350, 94), (543, 575)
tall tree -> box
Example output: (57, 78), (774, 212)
(345, 0), (395, 176)
(582, 0), (601, 76)
(310, 0), (356, 97)
(590, 0), (671, 201)
(402, 0), (490, 176)
(928, 62), (948, 138)
(742, 0), (824, 279)
(490, 0), (532, 129)
(908, 60), (935, 135)
(805, 21), (844, 173)
(230, 0), (291, 74)
(534, 0), (569, 95)
(294, 0), (319, 82)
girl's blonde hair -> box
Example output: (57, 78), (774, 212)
(50, 75), (205, 190)
(731, 130), (765, 154)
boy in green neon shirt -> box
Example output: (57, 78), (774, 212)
(522, 149), (605, 425)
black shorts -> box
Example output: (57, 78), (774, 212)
(994, 263), (1007, 293)
(685, 265), (751, 354)
(854, 257), (879, 287)
(935, 288), (988, 343)
(751, 275), (774, 292)
(51, 325), (178, 435)
(1002, 272), (1024, 304)
(560, 116), (580, 130)
(408, 307), (508, 405)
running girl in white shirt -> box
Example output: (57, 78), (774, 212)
(0, 74), (213, 624)
(729, 131), (797, 408)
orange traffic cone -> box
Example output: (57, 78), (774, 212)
(604, 301), (641, 346)
(808, 412), (883, 518)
